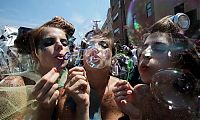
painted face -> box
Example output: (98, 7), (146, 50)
(83, 37), (112, 70)
(36, 27), (69, 73)
(138, 33), (174, 84)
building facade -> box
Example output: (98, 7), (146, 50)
(107, 0), (200, 46)
(110, 0), (131, 46)
(130, 0), (200, 44)
(101, 8), (113, 32)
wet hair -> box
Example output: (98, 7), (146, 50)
(14, 16), (75, 54)
(141, 15), (200, 79)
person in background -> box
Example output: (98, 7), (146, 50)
(112, 15), (200, 120)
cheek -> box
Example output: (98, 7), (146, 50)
(37, 49), (52, 63)
(154, 56), (172, 69)
(63, 46), (70, 52)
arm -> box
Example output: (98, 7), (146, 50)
(31, 68), (60, 120)
(65, 67), (90, 120)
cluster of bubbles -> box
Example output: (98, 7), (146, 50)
(63, 40), (112, 69)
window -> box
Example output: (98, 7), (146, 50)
(118, 0), (121, 8)
(114, 28), (120, 34)
(146, 1), (152, 17)
(113, 13), (119, 21)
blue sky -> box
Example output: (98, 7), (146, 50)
(0, 0), (110, 44)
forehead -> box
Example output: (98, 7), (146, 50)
(88, 37), (109, 42)
(144, 33), (171, 45)
(40, 27), (66, 38)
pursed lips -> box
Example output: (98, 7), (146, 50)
(140, 59), (150, 72)
(55, 54), (65, 60)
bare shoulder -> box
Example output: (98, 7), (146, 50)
(0, 75), (25, 87)
(0, 75), (35, 87)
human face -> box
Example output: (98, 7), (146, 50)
(138, 33), (174, 84)
(36, 27), (69, 74)
(83, 36), (112, 70)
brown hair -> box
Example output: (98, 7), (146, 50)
(14, 16), (75, 55)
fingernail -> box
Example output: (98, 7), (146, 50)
(53, 67), (58, 73)
(121, 100), (127, 104)
(127, 90), (132, 94)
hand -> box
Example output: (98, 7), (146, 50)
(65, 67), (90, 107)
(112, 80), (142, 120)
(31, 68), (60, 110)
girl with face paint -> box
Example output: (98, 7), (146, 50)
(112, 15), (200, 120)
(1, 17), (90, 120)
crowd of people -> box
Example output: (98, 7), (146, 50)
(0, 13), (199, 120)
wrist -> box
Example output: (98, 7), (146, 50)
(76, 103), (90, 120)
(128, 110), (142, 120)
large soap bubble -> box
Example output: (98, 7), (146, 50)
(83, 41), (112, 69)
(62, 41), (112, 69)
(150, 69), (198, 112)
(126, 0), (152, 45)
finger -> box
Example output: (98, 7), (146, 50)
(32, 80), (46, 98)
(38, 72), (59, 96)
(114, 80), (128, 87)
(37, 83), (59, 101)
(33, 68), (59, 91)
(49, 90), (60, 105)
(32, 68), (59, 98)
(114, 91), (128, 97)
(68, 71), (84, 80)
(67, 75), (87, 87)
(69, 67), (85, 74)
(114, 96), (128, 102)
(66, 79), (88, 94)
(112, 84), (129, 93)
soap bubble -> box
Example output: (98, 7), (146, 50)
(150, 69), (198, 111)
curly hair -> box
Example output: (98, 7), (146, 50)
(14, 16), (75, 55)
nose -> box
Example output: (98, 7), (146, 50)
(142, 46), (152, 59)
(55, 40), (64, 50)
(90, 48), (99, 56)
